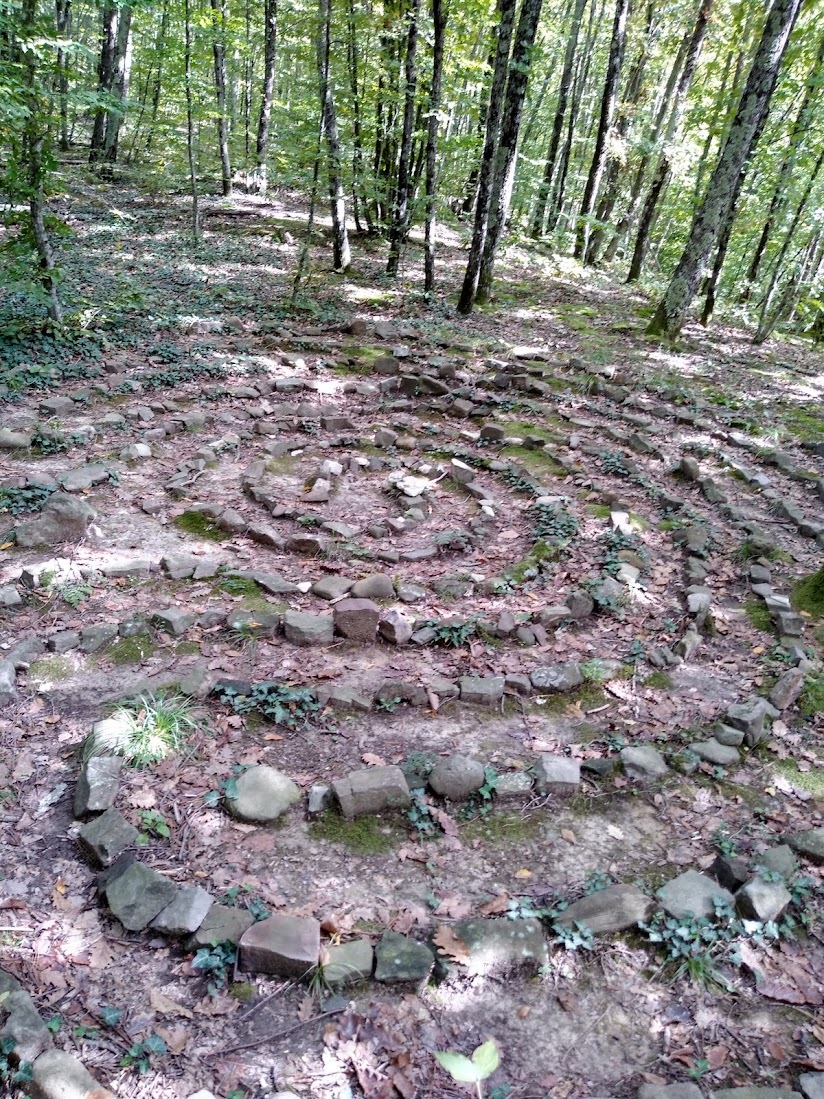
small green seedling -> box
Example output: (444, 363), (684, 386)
(136, 809), (171, 844)
(120, 1033), (167, 1074)
(435, 1039), (500, 1098)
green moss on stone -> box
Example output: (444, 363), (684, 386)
(643, 671), (673, 690)
(309, 811), (403, 854)
(793, 565), (824, 619)
(28, 655), (72, 681)
(744, 597), (773, 633)
(173, 511), (229, 542)
(107, 635), (156, 665)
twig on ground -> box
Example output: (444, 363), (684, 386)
(206, 1005), (346, 1057)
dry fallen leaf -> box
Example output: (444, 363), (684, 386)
(361, 753), (385, 766)
(560, 828), (576, 845)
(297, 993), (315, 1021)
(479, 893), (510, 916)
(514, 868), (533, 879)
(150, 989), (194, 1019)
(432, 925), (470, 963)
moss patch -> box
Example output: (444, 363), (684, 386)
(107, 635), (156, 665)
(266, 455), (297, 474)
(744, 597), (773, 633)
(793, 565), (824, 619)
(644, 671), (673, 690)
(586, 504), (612, 519)
(799, 673), (824, 719)
(173, 511), (229, 542)
(309, 811), (403, 854)
(771, 757), (824, 796)
(28, 655), (73, 682)
(537, 682), (607, 714)
(462, 809), (545, 846)
(216, 576), (263, 598)
(500, 444), (567, 478)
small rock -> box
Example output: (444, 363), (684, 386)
(657, 869), (733, 920)
(712, 853), (751, 892)
(374, 930), (434, 982)
(639, 1086), (702, 1099)
(555, 884), (652, 934)
(530, 663), (583, 692)
(239, 914), (320, 976)
(429, 755), (485, 800)
(0, 660), (17, 707)
(283, 610), (334, 646)
(152, 607), (197, 636)
(736, 876), (792, 922)
(620, 745), (669, 780)
(73, 756), (122, 817)
(566, 589), (594, 618)
(0, 586), (22, 608)
(378, 609), (413, 645)
(29, 1049), (112, 1099)
(769, 667), (806, 710)
(0, 989), (53, 1064)
(713, 1088), (799, 1099)
(534, 755), (580, 795)
(333, 598), (380, 641)
(188, 904), (254, 947)
(673, 628), (701, 660)
(725, 696), (773, 745)
(323, 939), (373, 984)
(758, 844), (797, 879)
(689, 739), (739, 767)
(225, 765), (301, 823)
(350, 573), (394, 599)
(80, 623), (118, 653)
(105, 862), (177, 930)
(333, 766), (411, 818)
(307, 785), (331, 815)
(785, 828), (824, 863)
(77, 808), (138, 867)
(14, 492), (96, 548)
(459, 676), (504, 705)
(150, 885), (214, 935)
(436, 917), (548, 977)
(799, 1075), (824, 1099)
(312, 576), (354, 600)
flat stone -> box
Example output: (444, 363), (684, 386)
(225, 765), (301, 823)
(225, 609), (281, 636)
(534, 754), (580, 795)
(657, 869), (734, 920)
(459, 676), (504, 705)
(0, 660), (17, 707)
(712, 853), (750, 892)
(317, 684), (373, 711)
(429, 755), (485, 800)
(799, 1075), (824, 1099)
(333, 765), (411, 818)
(713, 1089), (800, 1099)
(374, 930), (434, 982)
(239, 914), (320, 976)
(530, 663), (583, 691)
(437, 917), (548, 977)
(105, 861), (177, 930)
(283, 610), (334, 646)
(673, 628), (701, 660)
(725, 696), (773, 745)
(758, 844), (797, 879)
(323, 939), (373, 985)
(80, 622), (118, 653)
(58, 465), (109, 493)
(152, 606), (197, 636)
(0, 989), (53, 1064)
(188, 903), (254, 947)
(0, 428), (32, 448)
(736, 876), (792, 922)
(350, 573), (394, 599)
(14, 492), (96, 548)
(639, 1086), (703, 1099)
(714, 723), (745, 746)
(333, 597), (380, 641)
(0, 585), (22, 607)
(555, 884), (653, 934)
(689, 739), (740, 767)
(786, 829), (824, 863)
(73, 756), (122, 816)
(621, 745), (669, 779)
(77, 807), (138, 867)
(150, 885), (214, 935)
(312, 576), (354, 600)
(378, 609), (413, 644)
(29, 1048), (113, 1099)
(769, 667), (806, 710)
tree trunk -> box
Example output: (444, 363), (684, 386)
(573, 0), (630, 260)
(210, 0), (232, 197)
(102, 4), (132, 168)
(475, 0), (544, 302)
(317, 0), (351, 270)
(346, 0), (372, 232)
(625, 0), (713, 280)
(251, 0), (277, 193)
(55, 0), (72, 152)
(184, 0), (200, 242)
(457, 0), (518, 314)
(741, 31), (824, 298)
(387, 0), (421, 275)
(89, 3), (118, 163)
(423, 0), (448, 292)
(529, 0), (588, 238)
(647, 0), (802, 340)
(142, 0), (169, 157)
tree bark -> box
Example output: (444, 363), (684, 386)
(573, 0), (631, 260)
(55, 0), (72, 151)
(184, 0), (200, 242)
(529, 0), (588, 238)
(317, 0), (351, 270)
(475, 0), (544, 301)
(346, 0), (372, 231)
(424, 0), (448, 292)
(647, 0), (802, 340)
(387, 0), (421, 274)
(89, 3), (118, 163)
(625, 0), (713, 280)
(210, 0), (232, 197)
(457, 0), (518, 314)
(102, 4), (132, 168)
(251, 0), (277, 193)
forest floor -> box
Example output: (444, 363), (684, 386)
(1, 169), (824, 1099)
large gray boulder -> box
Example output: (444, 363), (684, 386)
(225, 765), (301, 823)
(14, 493), (96, 548)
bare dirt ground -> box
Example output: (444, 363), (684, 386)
(1, 172), (823, 1099)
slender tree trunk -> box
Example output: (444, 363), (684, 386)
(573, 0), (630, 260)
(424, 0), (448, 292)
(529, 0), (588, 238)
(251, 0), (277, 193)
(89, 3), (118, 163)
(647, 0), (802, 339)
(102, 4), (132, 168)
(293, 122), (324, 300)
(387, 0), (421, 274)
(346, 0), (372, 231)
(457, 0), (518, 314)
(625, 0), (713, 280)
(142, 0), (169, 157)
(184, 0), (200, 243)
(475, 0), (544, 301)
(210, 0), (232, 196)
(756, 144), (824, 343)
(317, 0), (351, 270)
(459, 44), (496, 217)
(20, 0), (62, 321)
(55, 0), (72, 151)
(741, 31), (824, 298)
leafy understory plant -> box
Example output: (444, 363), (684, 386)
(191, 941), (237, 997)
(120, 1033), (167, 1074)
(215, 680), (327, 731)
(435, 1039), (500, 1098)
(136, 809), (171, 844)
(0, 1036), (33, 1087)
(84, 691), (201, 766)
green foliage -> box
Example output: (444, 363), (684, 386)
(419, 616), (480, 647)
(120, 1034), (168, 1073)
(584, 869), (613, 894)
(173, 511), (229, 541)
(435, 1040), (500, 1094)
(309, 810), (402, 854)
(598, 451), (631, 476)
(793, 564), (824, 618)
(531, 502), (578, 545)
(84, 691), (200, 766)
(219, 884), (270, 921)
(0, 481), (54, 515)
(552, 920), (595, 951)
(799, 674), (824, 719)
(215, 680), (326, 730)
(191, 941), (237, 997)
(55, 580), (92, 608)
(0, 1036), (33, 1087)
(136, 809), (171, 844)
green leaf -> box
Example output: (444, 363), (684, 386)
(472, 1040), (500, 1079)
(434, 1050), (481, 1083)
(99, 1006), (122, 1027)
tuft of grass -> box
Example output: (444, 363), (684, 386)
(793, 565), (824, 619)
(308, 811), (402, 854)
(500, 444), (567, 478)
(216, 576), (263, 598)
(173, 511), (229, 542)
(743, 597), (773, 633)
(84, 691), (202, 766)
(107, 635), (156, 665)
(799, 674), (824, 720)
